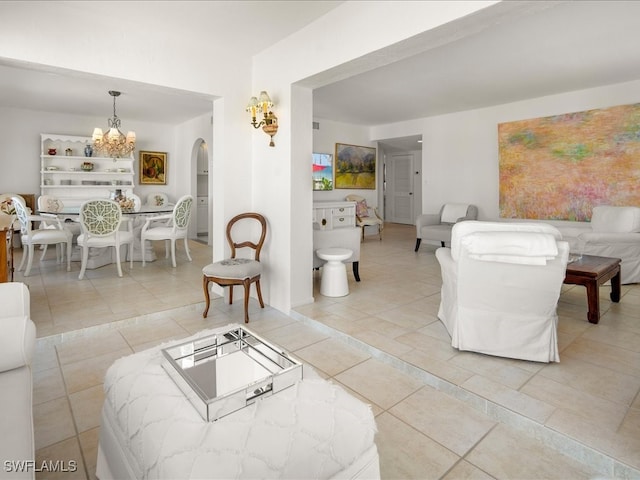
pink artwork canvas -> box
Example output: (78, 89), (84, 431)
(498, 103), (640, 221)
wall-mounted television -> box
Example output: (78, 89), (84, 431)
(312, 152), (333, 191)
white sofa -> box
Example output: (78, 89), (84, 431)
(554, 206), (640, 284)
(0, 282), (36, 480)
(313, 226), (361, 281)
(436, 221), (569, 363)
(415, 203), (478, 251)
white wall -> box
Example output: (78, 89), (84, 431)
(372, 78), (640, 220)
(0, 106), (176, 197)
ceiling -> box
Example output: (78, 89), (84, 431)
(2, 1), (640, 153)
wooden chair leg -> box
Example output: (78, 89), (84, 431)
(242, 279), (250, 323)
(202, 276), (211, 318)
(255, 279), (265, 308)
(414, 238), (421, 252)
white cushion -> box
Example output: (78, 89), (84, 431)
(591, 206), (640, 233)
(203, 258), (262, 280)
(450, 221), (562, 262)
(441, 203), (469, 224)
(0, 316), (35, 373)
(462, 231), (558, 256)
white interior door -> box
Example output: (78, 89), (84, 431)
(386, 153), (414, 224)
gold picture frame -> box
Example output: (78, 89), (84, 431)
(139, 151), (167, 185)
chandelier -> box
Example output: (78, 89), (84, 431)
(92, 90), (136, 159)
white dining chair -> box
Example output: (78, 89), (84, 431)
(140, 195), (193, 267)
(12, 196), (72, 276)
(77, 199), (134, 279)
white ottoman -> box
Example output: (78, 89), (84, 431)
(316, 247), (353, 297)
(96, 325), (380, 480)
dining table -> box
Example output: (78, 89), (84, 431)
(38, 204), (175, 270)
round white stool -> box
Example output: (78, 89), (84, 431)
(316, 247), (353, 297)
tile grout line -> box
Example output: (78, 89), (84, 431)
(289, 308), (640, 479)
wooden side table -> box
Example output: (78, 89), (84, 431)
(564, 254), (621, 324)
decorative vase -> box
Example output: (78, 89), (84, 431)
(84, 144), (93, 157)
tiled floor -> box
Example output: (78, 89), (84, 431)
(12, 223), (640, 479)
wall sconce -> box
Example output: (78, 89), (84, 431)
(246, 91), (278, 147)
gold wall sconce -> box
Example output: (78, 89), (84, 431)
(247, 91), (278, 147)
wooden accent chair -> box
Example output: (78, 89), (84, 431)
(202, 213), (267, 323)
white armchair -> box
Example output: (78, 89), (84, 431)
(436, 221), (569, 363)
(415, 203), (477, 251)
(559, 206), (640, 284)
(0, 282), (36, 479)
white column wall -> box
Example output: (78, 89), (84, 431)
(252, 0), (502, 311)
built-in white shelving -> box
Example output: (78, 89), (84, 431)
(40, 134), (134, 207)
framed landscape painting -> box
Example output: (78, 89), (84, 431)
(312, 152), (333, 190)
(334, 143), (376, 189)
(140, 151), (167, 185)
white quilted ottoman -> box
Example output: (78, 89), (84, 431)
(96, 325), (380, 479)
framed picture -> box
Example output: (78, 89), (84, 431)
(312, 152), (333, 190)
(139, 151), (167, 185)
(334, 143), (376, 189)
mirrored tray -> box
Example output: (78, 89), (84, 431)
(162, 326), (303, 422)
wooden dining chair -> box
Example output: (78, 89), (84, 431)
(201, 212), (267, 323)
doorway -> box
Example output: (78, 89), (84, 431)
(386, 153), (416, 224)
(195, 140), (209, 244)
(379, 136), (422, 225)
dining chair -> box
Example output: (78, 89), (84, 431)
(140, 195), (193, 267)
(12, 196), (72, 276)
(145, 192), (170, 207)
(37, 194), (64, 262)
(202, 212), (267, 323)
(77, 199), (134, 279)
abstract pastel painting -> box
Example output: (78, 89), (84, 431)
(498, 103), (640, 221)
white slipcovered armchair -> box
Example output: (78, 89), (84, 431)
(436, 221), (570, 363)
(415, 203), (477, 251)
(0, 282), (36, 480)
(557, 206), (640, 284)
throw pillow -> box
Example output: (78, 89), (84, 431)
(356, 200), (370, 218)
